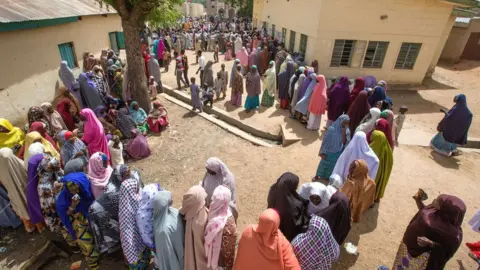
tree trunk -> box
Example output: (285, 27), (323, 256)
(121, 18), (150, 113)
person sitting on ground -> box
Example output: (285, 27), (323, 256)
(233, 208), (301, 270)
(87, 152), (113, 199)
(202, 83), (215, 107)
(58, 130), (89, 167)
(0, 118), (25, 157)
(129, 101), (149, 135)
(298, 182), (336, 216)
(340, 159), (376, 223)
(147, 101), (169, 134)
(41, 102), (68, 136)
(114, 108), (138, 139)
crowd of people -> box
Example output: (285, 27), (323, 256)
(0, 15), (477, 270)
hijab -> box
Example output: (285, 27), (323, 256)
(179, 185), (209, 270)
(205, 186), (232, 269)
(350, 77), (366, 106)
(278, 61), (295, 99)
(28, 122), (58, 151)
(80, 108), (110, 162)
(119, 176), (145, 264)
(201, 157), (236, 207)
(27, 106), (53, 136)
(327, 76), (351, 122)
(0, 148), (30, 220)
(233, 208), (301, 270)
(295, 73), (317, 115)
(0, 118), (25, 152)
(317, 191), (352, 244)
(355, 108), (381, 134)
(263, 61), (277, 95)
(23, 131), (59, 170)
(87, 152), (113, 198)
(320, 114), (351, 154)
(129, 101), (148, 124)
(368, 86), (386, 107)
(115, 108), (137, 139)
(40, 102), (67, 135)
(267, 172), (310, 241)
(26, 154), (45, 224)
(347, 91), (371, 133)
(297, 69), (313, 102)
(148, 53), (161, 83)
(369, 130), (393, 200)
(340, 159), (376, 223)
(307, 74), (328, 115)
(364, 76), (377, 88)
(59, 61), (75, 90)
(58, 131), (88, 166)
(55, 172), (94, 238)
(137, 183), (162, 249)
(292, 216), (340, 270)
(367, 118), (394, 149)
(153, 190), (185, 270)
(298, 182), (334, 215)
(438, 94), (473, 145)
(56, 100), (75, 131)
(403, 195), (466, 270)
(64, 156), (88, 174)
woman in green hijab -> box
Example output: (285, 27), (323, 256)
(369, 130), (393, 202)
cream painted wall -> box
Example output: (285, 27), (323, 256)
(441, 19), (480, 63)
(0, 14), (122, 124)
(253, 0), (457, 83)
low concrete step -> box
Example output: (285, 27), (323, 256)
(280, 124), (302, 147)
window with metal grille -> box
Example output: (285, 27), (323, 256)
(289, 30), (296, 52)
(58, 42), (78, 69)
(282, 28), (287, 44)
(395, 43), (422, 69)
(272, 24), (275, 38)
(300, 34), (308, 55)
(330, 39), (356, 67)
(363, 41), (389, 68)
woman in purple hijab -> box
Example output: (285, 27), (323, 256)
(26, 154), (45, 226)
(327, 76), (351, 126)
(364, 76), (377, 88)
(278, 61), (295, 109)
(297, 69), (314, 101)
(430, 94), (473, 156)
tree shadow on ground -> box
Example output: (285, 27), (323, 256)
(387, 90), (450, 114)
(182, 111), (198, 118)
(420, 76), (457, 90)
(428, 150), (460, 170)
(332, 203), (380, 269)
(438, 60), (480, 72)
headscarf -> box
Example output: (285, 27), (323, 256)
(378, 80), (387, 92)
(0, 148), (30, 220)
(355, 108), (381, 134)
(298, 182), (334, 215)
(203, 61), (215, 87)
(267, 172), (310, 241)
(64, 156), (88, 174)
(233, 208), (301, 270)
(327, 76), (351, 122)
(55, 172), (94, 238)
(403, 195), (466, 270)
(78, 72), (104, 110)
(292, 216), (340, 269)
(330, 131), (379, 188)
(115, 108), (137, 139)
(381, 109), (395, 129)
(368, 86), (386, 107)
(87, 152), (113, 198)
(59, 61), (75, 90)
(295, 73), (318, 115)
(201, 157), (236, 207)
(245, 66), (261, 96)
(179, 185), (209, 270)
(237, 47), (249, 66)
(347, 91), (371, 133)
(129, 101), (148, 124)
(40, 102), (67, 135)
(205, 186), (232, 269)
(58, 131), (88, 166)
(26, 154), (44, 224)
(152, 190), (185, 270)
(148, 53), (161, 83)
(119, 176), (145, 264)
(350, 77), (366, 106)
(80, 108), (110, 162)
(320, 114), (351, 154)
(137, 183), (162, 249)
(0, 118), (25, 153)
(23, 131), (59, 170)
(297, 69), (313, 101)
(308, 75), (328, 115)
(27, 106), (53, 136)
(364, 76), (377, 88)
(229, 59), (240, 88)
(56, 100), (75, 131)
(263, 62), (277, 95)
(278, 61), (295, 99)
(367, 118), (394, 149)
(248, 48), (257, 68)
(340, 160), (376, 223)
(28, 122), (58, 151)
(438, 94), (473, 145)
(369, 130), (393, 200)
(93, 105), (107, 118)
(317, 191), (352, 244)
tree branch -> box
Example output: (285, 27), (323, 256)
(130, 0), (162, 22)
(112, 0), (130, 18)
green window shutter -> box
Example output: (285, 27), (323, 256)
(289, 31), (296, 52)
(116, 32), (125, 49)
(58, 42), (76, 68)
(109, 32), (119, 53)
(300, 34), (308, 55)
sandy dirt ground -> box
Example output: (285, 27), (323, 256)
(1, 54), (480, 269)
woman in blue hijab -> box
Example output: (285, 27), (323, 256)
(430, 94), (473, 156)
(368, 86), (386, 107)
(56, 172), (99, 269)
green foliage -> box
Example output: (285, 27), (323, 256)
(147, 0), (183, 28)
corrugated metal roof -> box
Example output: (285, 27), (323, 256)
(0, 0), (117, 23)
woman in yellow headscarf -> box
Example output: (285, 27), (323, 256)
(0, 118), (25, 156)
(23, 131), (59, 169)
(369, 130), (393, 202)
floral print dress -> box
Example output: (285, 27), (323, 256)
(37, 154), (63, 232)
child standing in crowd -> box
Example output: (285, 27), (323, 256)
(214, 41), (219, 63)
(174, 51), (187, 90)
(190, 77), (203, 112)
(202, 83), (215, 107)
(394, 106), (408, 146)
(148, 76), (158, 100)
(163, 49), (171, 72)
(214, 71), (224, 100)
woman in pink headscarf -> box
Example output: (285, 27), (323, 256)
(205, 186), (237, 270)
(87, 152), (113, 198)
(80, 108), (110, 162)
(307, 75), (328, 131)
(157, 39), (166, 67)
(237, 47), (249, 70)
